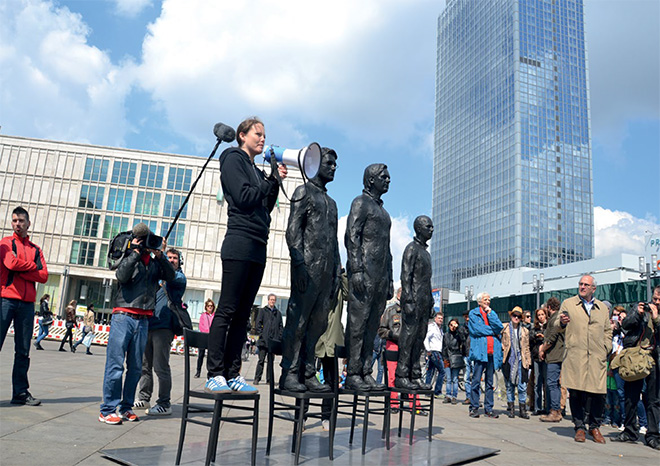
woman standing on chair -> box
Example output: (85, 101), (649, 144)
(205, 117), (287, 393)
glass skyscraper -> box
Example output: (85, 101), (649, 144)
(432, 0), (594, 291)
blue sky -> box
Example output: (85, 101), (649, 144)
(1, 0), (658, 263)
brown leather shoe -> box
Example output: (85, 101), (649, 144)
(589, 428), (606, 444)
(540, 409), (562, 422)
(574, 429), (586, 442)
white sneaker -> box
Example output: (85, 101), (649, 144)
(618, 425), (625, 431)
(133, 400), (149, 410)
(146, 404), (172, 416)
(640, 426), (647, 435)
(322, 420), (330, 431)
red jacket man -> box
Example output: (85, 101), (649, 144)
(0, 206), (48, 406)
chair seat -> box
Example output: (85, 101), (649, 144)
(189, 389), (260, 401)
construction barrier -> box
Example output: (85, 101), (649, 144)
(8, 318), (195, 355)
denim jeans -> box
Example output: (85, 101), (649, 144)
(534, 360), (548, 412)
(35, 323), (50, 345)
(426, 351), (445, 395)
(447, 367), (460, 398)
(0, 298), (35, 398)
(371, 350), (384, 385)
(505, 359), (527, 404)
(463, 356), (473, 399)
(100, 313), (148, 415)
(471, 356), (495, 413)
(546, 362), (562, 411)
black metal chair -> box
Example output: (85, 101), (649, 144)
(266, 340), (336, 465)
(176, 328), (259, 466)
(382, 349), (434, 445)
(331, 345), (390, 454)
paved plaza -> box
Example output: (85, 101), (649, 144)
(1, 337), (658, 465)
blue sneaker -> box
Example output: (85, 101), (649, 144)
(227, 375), (258, 392)
(204, 375), (231, 393)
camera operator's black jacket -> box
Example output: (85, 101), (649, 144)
(621, 309), (660, 360)
(114, 250), (176, 311)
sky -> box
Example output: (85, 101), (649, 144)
(1, 0), (659, 277)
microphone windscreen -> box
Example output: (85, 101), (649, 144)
(213, 123), (236, 143)
(132, 222), (150, 238)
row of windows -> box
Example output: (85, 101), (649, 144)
(79, 185), (188, 219)
(82, 157), (192, 191)
(74, 212), (187, 247)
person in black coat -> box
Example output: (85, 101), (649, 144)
(253, 293), (283, 384)
(442, 318), (465, 403)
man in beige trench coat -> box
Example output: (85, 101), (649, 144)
(558, 274), (612, 444)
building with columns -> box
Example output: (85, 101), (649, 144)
(0, 134), (298, 324)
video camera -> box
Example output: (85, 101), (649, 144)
(129, 232), (163, 251)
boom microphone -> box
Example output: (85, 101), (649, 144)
(213, 123), (236, 143)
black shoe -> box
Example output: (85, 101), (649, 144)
(647, 437), (660, 450)
(59, 348), (66, 352)
(34, 342), (44, 350)
(280, 372), (307, 392)
(612, 432), (637, 443)
(443, 397), (452, 404)
(305, 376), (331, 392)
(194, 372), (201, 378)
(71, 346), (76, 353)
(86, 350), (93, 355)
(363, 374), (386, 390)
(391, 407), (400, 414)
(469, 409), (480, 418)
(253, 379), (260, 385)
(484, 411), (499, 418)
(345, 375), (371, 391)
(394, 377), (417, 390)
(412, 378), (432, 390)
(10, 392), (41, 406)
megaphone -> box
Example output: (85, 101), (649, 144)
(263, 143), (322, 179)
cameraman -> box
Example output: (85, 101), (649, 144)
(99, 224), (175, 425)
(613, 285), (660, 449)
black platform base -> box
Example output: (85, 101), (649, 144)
(101, 430), (498, 465)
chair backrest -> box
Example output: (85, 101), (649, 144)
(182, 328), (208, 394)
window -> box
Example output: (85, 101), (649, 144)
(74, 213), (100, 237)
(167, 167), (192, 191)
(164, 194), (187, 218)
(98, 243), (108, 269)
(70, 241), (96, 266)
(79, 185), (105, 209)
(134, 219), (157, 233)
(135, 191), (161, 216)
(107, 188), (133, 213)
(111, 161), (137, 185)
(83, 157), (109, 182)
(139, 164), (165, 188)
(103, 216), (130, 239)
(161, 222), (185, 247)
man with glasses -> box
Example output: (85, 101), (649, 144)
(557, 275), (612, 444)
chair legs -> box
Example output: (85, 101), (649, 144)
(206, 400), (223, 466)
(251, 398), (259, 466)
(175, 401), (188, 465)
(294, 399), (306, 465)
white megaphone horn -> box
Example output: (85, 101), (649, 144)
(263, 143), (322, 179)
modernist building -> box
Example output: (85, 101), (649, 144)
(432, 0), (594, 290)
(0, 134), (300, 323)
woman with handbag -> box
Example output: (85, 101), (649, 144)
(73, 304), (95, 355)
(33, 294), (53, 350)
(59, 300), (77, 352)
(501, 306), (532, 419)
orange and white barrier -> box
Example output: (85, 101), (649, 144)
(9, 317), (195, 355)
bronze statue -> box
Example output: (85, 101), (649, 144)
(395, 215), (434, 390)
(280, 148), (341, 392)
(344, 164), (393, 391)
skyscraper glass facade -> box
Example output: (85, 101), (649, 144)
(432, 0), (593, 291)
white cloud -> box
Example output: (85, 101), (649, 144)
(594, 206), (659, 257)
(0, 0), (136, 146)
(337, 213), (412, 287)
(137, 0), (440, 152)
(111, 0), (153, 18)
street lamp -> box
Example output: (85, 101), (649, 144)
(465, 285), (474, 312)
(639, 254), (658, 301)
(533, 273), (545, 309)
